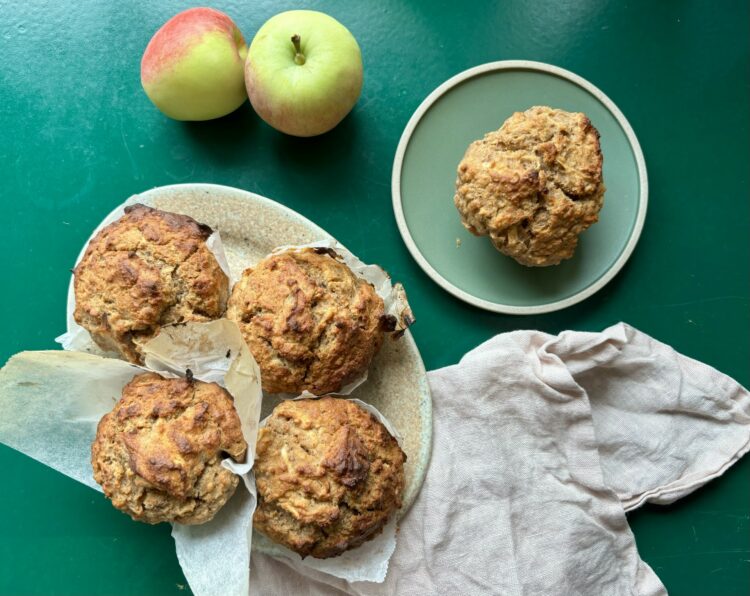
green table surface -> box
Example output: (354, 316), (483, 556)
(1, 1), (748, 594)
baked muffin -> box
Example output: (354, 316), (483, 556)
(91, 372), (247, 525)
(253, 398), (406, 558)
(227, 248), (386, 395)
(454, 106), (605, 266)
(74, 204), (229, 363)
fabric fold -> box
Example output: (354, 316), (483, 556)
(549, 323), (750, 511)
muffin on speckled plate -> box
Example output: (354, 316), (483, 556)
(73, 204), (229, 363)
(454, 106), (606, 266)
(91, 372), (247, 525)
(227, 248), (389, 395)
(253, 397), (405, 558)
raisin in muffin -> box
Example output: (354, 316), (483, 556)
(91, 372), (247, 525)
(253, 397), (406, 558)
(74, 204), (229, 363)
(454, 106), (605, 266)
(227, 248), (386, 395)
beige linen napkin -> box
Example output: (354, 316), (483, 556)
(250, 323), (750, 595)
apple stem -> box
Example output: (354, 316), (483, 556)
(291, 34), (306, 65)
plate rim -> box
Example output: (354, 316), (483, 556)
(66, 182), (433, 520)
(391, 59), (649, 315)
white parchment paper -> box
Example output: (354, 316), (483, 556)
(270, 241), (415, 397)
(254, 398), (403, 583)
(0, 320), (262, 596)
(56, 195), (232, 354)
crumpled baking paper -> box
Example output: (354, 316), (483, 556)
(247, 322), (750, 596)
(254, 398), (404, 583)
(56, 195), (232, 355)
(269, 240), (415, 397)
(0, 319), (262, 596)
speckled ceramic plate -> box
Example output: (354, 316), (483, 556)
(392, 60), (648, 314)
(65, 183), (432, 550)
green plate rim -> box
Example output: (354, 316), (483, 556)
(391, 60), (649, 315)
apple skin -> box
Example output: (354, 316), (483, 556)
(141, 8), (248, 121)
(245, 10), (363, 137)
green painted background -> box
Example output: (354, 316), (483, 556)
(0, 1), (747, 594)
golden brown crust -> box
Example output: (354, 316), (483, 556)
(91, 372), (247, 525)
(227, 249), (385, 395)
(454, 106), (605, 266)
(253, 398), (405, 558)
(74, 204), (229, 363)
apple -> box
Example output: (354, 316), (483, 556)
(141, 8), (248, 121)
(245, 10), (363, 137)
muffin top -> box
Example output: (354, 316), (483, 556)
(454, 106), (605, 266)
(253, 397), (406, 558)
(74, 204), (229, 363)
(227, 248), (386, 395)
(91, 372), (247, 525)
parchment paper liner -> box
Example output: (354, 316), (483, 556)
(0, 320), (261, 596)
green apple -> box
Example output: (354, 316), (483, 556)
(245, 10), (363, 137)
(141, 8), (248, 121)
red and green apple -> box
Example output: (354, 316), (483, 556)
(141, 8), (248, 121)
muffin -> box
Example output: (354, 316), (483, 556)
(227, 248), (386, 395)
(253, 397), (406, 558)
(91, 372), (247, 525)
(454, 106), (606, 266)
(74, 204), (229, 363)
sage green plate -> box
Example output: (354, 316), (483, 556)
(392, 61), (648, 314)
